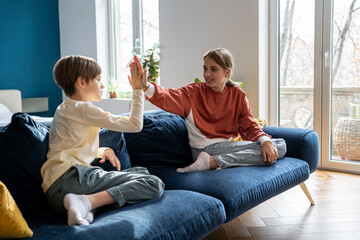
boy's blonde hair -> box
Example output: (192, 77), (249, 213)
(53, 55), (102, 96)
(203, 48), (236, 87)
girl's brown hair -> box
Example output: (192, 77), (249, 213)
(53, 55), (102, 96)
(203, 48), (236, 87)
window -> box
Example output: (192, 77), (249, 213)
(108, 0), (159, 99)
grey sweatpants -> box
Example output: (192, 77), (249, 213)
(45, 166), (165, 213)
(191, 138), (287, 169)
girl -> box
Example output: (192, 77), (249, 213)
(138, 48), (286, 172)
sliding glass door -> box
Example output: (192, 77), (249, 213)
(278, 0), (360, 173)
(323, 0), (360, 172)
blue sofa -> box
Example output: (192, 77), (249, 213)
(0, 110), (319, 240)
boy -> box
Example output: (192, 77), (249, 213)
(41, 55), (164, 226)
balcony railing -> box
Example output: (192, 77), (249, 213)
(280, 86), (360, 129)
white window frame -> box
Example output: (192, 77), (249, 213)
(132, 0), (144, 56)
(108, 0), (117, 80)
(269, 0), (279, 127)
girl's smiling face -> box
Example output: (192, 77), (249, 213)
(203, 56), (231, 92)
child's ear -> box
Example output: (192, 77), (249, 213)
(76, 77), (86, 88)
(225, 69), (231, 78)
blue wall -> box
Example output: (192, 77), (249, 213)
(0, 0), (61, 117)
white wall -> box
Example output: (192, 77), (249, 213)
(159, 0), (268, 118)
(58, 0), (110, 75)
(58, 0), (269, 117)
(58, 0), (97, 59)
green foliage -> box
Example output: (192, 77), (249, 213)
(234, 81), (244, 88)
(117, 91), (133, 99)
(108, 76), (119, 93)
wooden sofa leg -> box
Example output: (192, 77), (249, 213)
(300, 182), (315, 206)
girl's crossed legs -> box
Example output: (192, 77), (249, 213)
(177, 138), (286, 172)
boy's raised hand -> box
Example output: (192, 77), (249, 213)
(129, 56), (150, 91)
(128, 57), (146, 89)
(134, 55), (144, 72)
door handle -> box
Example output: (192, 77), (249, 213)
(324, 51), (329, 68)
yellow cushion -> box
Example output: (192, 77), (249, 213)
(231, 118), (268, 141)
(0, 181), (33, 239)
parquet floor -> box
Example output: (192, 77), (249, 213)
(204, 169), (360, 240)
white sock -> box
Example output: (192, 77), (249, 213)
(177, 152), (211, 173)
(85, 211), (94, 224)
(64, 193), (92, 226)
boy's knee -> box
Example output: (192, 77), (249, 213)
(274, 138), (287, 158)
(147, 176), (165, 197)
(126, 166), (150, 175)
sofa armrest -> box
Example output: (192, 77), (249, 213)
(263, 127), (319, 173)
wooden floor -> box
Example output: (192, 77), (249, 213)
(204, 169), (360, 240)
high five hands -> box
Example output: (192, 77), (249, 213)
(128, 56), (150, 91)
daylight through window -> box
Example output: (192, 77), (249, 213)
(108, 0), (159, 99)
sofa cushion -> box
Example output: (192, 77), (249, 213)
(148, 158), (310, 222)
(0, 113), (133, 214)
(0, 181), (33, 239)
(125, 110), (193, 168)
(25, 190), (226, 240)
(125, 110), (315, 222)
(0, 113), (50, 213)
